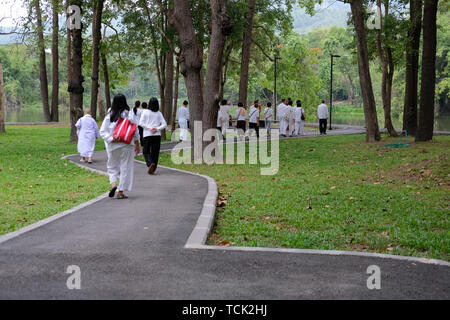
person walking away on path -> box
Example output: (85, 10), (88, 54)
(317, 99), (328, 135)
(217, 105), (223, 137)
(288, 99), (295, 136)
(219, 99), (230, 136)
(294, 100), (306, 136)
(140, 97), (167, 175)
(264, 102), (273, 137)
(76, 110), (100, 164)
(248, 100), (260, 139)
(235, 102), (247, 140)
(132, 100), (144, 148)
(99, 94), (140, 199)
(178, 100), (190, 142)
(277, 98), (288, 137)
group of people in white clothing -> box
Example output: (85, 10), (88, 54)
(76, 93), (167, 199)
(277, 98), (306, 137)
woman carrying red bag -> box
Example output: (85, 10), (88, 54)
(100, 94), (140, 199)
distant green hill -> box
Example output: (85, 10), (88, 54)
(292, 1), (350, 34)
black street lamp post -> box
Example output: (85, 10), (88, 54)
(273, 55), (281, 120)
(329, 54), (340, 130)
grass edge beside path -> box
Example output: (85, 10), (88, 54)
(157, 134), (449, 261)
(0, 125), (110, 236)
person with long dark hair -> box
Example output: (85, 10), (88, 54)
(99, 93), (140, 199)
(139, 97), (167, 174)
(294, 100), (306, 136)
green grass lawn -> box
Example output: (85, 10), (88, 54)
(0, 125), (110, 235)
(158, 134), (450, 261)
(1, 125), (448, 261)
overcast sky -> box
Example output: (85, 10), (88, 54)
(0, 0), (26, 27)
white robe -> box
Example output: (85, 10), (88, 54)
(177, 106), (189, 141)
(288, 106), (295, 135)
(99, 110), (140, 192)
(294, 107), (305, 135)
(76, 115), (100, 158)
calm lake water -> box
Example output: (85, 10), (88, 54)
(6, 108), (71, 123)
(5, 107), (450, 132)
(331, 114), (450, 132)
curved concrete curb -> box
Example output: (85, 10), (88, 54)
(134, 160), (218, 247)
(1, 153), (448, 267)
(136, 161), (450, 266)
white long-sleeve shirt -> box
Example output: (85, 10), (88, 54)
(249, 105), (259, 123)
(317, 103), (328, 119)
(294, 107), (304, 121)
(177, 106), (189, 122)
(217, 110), (223, 127)
(264, 107), (273, 121)
(277, 103), (286, 121)
(100, 110), (140, 152)
(139, 109), (167, 137)
(130, 108), (142, 125)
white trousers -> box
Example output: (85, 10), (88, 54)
(289, 120), (295, 135)
(107, 146), (135, 191)
(294, 121), (304, 135)
(266, 120), (272, 132)
(179, 119), (188, 141)
(280, 119), (289, 135)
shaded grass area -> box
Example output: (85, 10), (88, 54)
(0, 125), (109, 235)
(158, 134), (450, 260)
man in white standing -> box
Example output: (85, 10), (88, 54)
(219, 99), (230, 136)
(317, 99), (328, 135)
(277, 98), (288, 137)
(177, 100), (190, 141)
(248, 100), (260, 139)
(264, 102), (273, 137)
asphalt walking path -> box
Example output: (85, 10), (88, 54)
(0, 133), (449, 299)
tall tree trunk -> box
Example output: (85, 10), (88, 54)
(219, 39), (233, 101)
(101, 51), (111, 111)
(203, 0), (232, 130)
(97, 71), (106, 120)
(403, 0), (422, 136)
(101, 26), (111, 111)
(384, 47), (397, 136)
(169, 0), (204, 162)
(50, 0), (59, 122)
(68, 0), (84, 141)
(171, 59), (180, 132)
(169, 0), (204, 124)
(90, 0), (104, 120)
(350, 0), (381, 142)
(162, 50), (174, 139)
(416, 0), (438, 142)
(376, 0), (397, 136)
(238, 0), (256, 106)
(35, 0), (51, 122)
(0, 58), (5, 133)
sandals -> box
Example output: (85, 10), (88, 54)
(148, 163), (156, 175)
(108, 186), (117, 198)
(116, 193), (128, 199)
